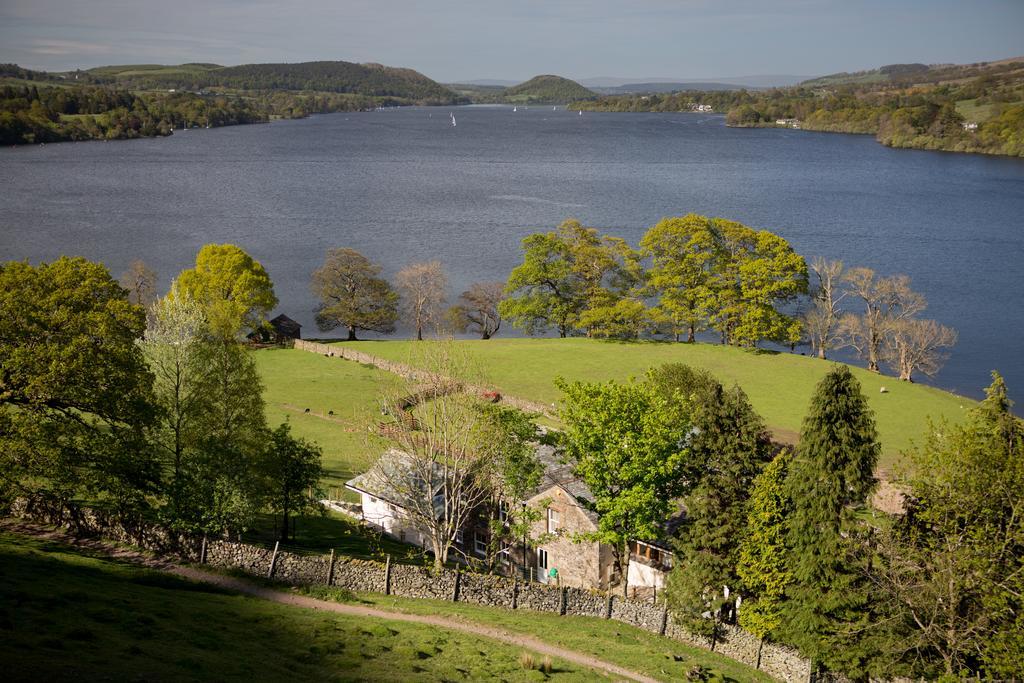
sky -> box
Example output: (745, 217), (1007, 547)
(2, 0), (1023, 83)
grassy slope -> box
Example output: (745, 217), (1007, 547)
(0, 530), (591, 682)
(252, 347), (399, 493)
(331, 339), (972, 470)
(302, 585), (772, 683)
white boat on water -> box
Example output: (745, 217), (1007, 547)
(513, 106), (517, 112)
(450, 112), (457, 127)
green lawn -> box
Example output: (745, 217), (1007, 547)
(253, 347), (400, 493)
(300, 585), (773, 683)
(330, 338), (973, 470)
(0, 530), (595, 682)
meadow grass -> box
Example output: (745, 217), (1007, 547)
(0, 530), (597, 682)
(253, 347), (400, 492)
(298, 585), (772, 683)
(330, 338), (973, 470)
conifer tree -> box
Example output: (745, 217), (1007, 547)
(781, 365), (879, 676)
(736, 448), (793, 641)
(653, 364), (774, 636)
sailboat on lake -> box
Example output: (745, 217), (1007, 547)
(451, 112), (456, 127)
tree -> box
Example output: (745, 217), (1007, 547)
(804, 257), (845, 359)
(557, 377), (694, 596)
(260, 422), (324, 541)
(884, 318), (957, 382)
(708, 220), (808, 347)
(841, 268), (925, 373)
(500, 219), (629, 338)
(736, 449), (793, 642)
(396, 261), (448, 341)
(120, 259), (158, 308)
(651, 364), (774, 636)
(0, 258), (159, 511)
(140, 291), (210, 514)
(780, 365), (880, 676)
(310, 248), (398, 341)
(869, 373), (1024, 678)
(174, 244), (278, 339)
(172, 338), (269, 536)
(640, 214), (719, 342)
(370, 342), (499, 570)
(447, 281), (505, 339)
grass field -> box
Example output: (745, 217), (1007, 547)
(1, 529), (769, 682)
(0, 530), (594, 681)
(300, 585), (772, 683)
(328, 338), (974, 470)
(253, 347), (399, 493)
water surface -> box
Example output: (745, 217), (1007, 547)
(1, 106), (1022, 398)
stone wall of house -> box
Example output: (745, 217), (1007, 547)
(7, 497), (811, 682)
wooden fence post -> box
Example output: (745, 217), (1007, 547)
(267, 541), (279, 579)
(512, 578), (519, 610)
(559, 586), (567, 616)
(326, 548), (336, 586)
(200, 535), (207, 564)
(660, 607), (669, 636)
(605, 592), (613, 619)
(452, 569), (461, 602)
(384, 554), (392, 595)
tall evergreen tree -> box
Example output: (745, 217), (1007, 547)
(653, 364), (774, 636)
(736, 448), (793, 642)
(781, 365), (879, 676)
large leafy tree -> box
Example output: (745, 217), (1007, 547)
(557, 377), (693, 596)
(640, 215), (719, 342)
(0, 258), (158, 510)
(651, 364), (774, 636)
(711, 220), (808, 347)
(736, 448), (793, 641)
(501, 219), (629, 337)
(311, 248), (398, 340)
(870, 373), (1024, 678)
(140, 291), (211, 515)
(174, 243), (278, 339)
(781, 365), (879, 676)
(260, 422), (324, 542)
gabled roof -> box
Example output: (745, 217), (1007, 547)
(269, 314), (301, 332)
(345, 448), (448, 519)
(527, 444), (600, 525)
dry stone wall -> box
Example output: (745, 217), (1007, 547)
(7, 498), (810, 682)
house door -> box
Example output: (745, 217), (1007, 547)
(537, 547), (548, 584)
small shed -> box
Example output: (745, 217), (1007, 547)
(248, 314), (302, 343)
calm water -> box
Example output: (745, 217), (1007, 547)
(2, 106), (1022, 398)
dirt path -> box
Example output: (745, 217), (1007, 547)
(3, 520), (657, 683)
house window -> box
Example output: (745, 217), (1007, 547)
(547, 507), (560, 533)
(474, 533), (487, 556)
(498, 545), (511, 566)
(537, 547), (548, 570)
(455, 529), (464, 545)
(498, 501), (508, 524)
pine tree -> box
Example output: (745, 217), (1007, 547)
(781, 365), (879, 676)
(736, 448), (792, 641)
(653, 364), (774, 636)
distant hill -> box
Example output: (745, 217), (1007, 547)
(78, 60), (465, 104)
(592, 82), (750, 95)
(800, 57), (1024, 88)
(502, 75), (596, 103)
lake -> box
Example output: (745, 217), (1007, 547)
(1, 106), (1022, 399)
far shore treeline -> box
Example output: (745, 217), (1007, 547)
(1, 219), (1021, 679)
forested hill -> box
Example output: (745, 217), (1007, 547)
(502, 75), (596, 103)
(572, 57), (1024, 157)
(79, 60), (464, 104)
(0, 60), (467, 145)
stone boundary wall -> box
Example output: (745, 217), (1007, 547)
(293, 339), (555, 418)
(7, 498), (809, 682)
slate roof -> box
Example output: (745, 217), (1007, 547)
(528, 444), (600, 525)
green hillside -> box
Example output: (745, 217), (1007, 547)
(81, 60), (464, 104)
(502, 75), (596, 103)
(327, 339), (973, 471)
